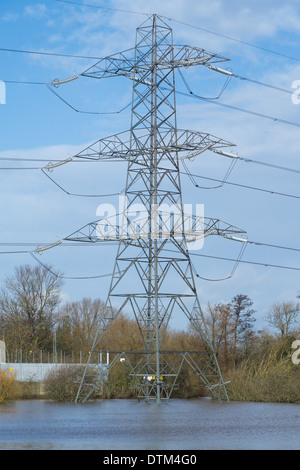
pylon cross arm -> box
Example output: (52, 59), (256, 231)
(78, 44), (229, 81)
(165, 45), (230, 68)
(62, 214), (247, 244)
(44, 128), (235, 170)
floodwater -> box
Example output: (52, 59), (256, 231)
(0, 398), (300, 450)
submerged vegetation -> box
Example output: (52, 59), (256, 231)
(0, 370), (16, 404)
(1, 264), (300, 403)
(36, 329), (300, 403)
(225, 336), (300, 403)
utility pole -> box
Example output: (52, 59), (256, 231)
(47, 14), (247, 404)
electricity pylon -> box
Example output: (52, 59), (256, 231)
(47, 14), (247, 403)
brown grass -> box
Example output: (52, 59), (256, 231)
(225, 349), (300, 403)
(0, 370), (18, 404)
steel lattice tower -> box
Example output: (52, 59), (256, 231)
(49, 14), (247, 404)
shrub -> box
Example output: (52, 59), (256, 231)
(43, 365), (86, 402)
(225, 354), (300, 403)
(0, 370), (17, 404)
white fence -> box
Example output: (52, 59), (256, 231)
(0, 363), (84, 382)
(0, 342), (110, 382)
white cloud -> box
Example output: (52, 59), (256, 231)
(24, 3), (47, 18)
(111, 0), (300, 48)
(2, 12), (19, 22)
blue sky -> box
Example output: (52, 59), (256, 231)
(1, 0), (300, 332)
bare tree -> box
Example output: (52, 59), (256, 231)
(205, 302), (235, 365)
(266, 301), (300, 336)
(56, 298), (106, 354)
(0, 264), (63, 353)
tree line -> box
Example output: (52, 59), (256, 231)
(1, 263), (300, 401)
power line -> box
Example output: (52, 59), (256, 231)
(161, 15), (300, 63)
(175, 71), (299, 128)
(178, 68), (232, 100)
(181, 169), (300, 200)
(0, 157), (71, 162)
(4, 79), (46, 85)
(54, 1), (300, 63)
(247, 240), (300, 253)
(55, 0), (148, 16)
(189, 251), (300, 273)
(0, 242), (118, 248)
(182, 155), (237, 190)
(0, 250), (29, 255)
(0, 167), (41, 170)
(1, 238), (300, 252)
(41, 168), (125, 198)
(240, 157), (300, 175)
(1, 164), (299, 200)
(232, 73), (293, 95)
(0, 47), (101, 60)
(3, 78), (138, 117)
(48, 74), (299, 127)
(173, 87), (300, 129)
(1, 236), (300, 261)
(3, 68), (294, 108)
(2, 44), (296, 117)
(178, 67), (293, 100)
(190, 241), (247, 282)
(50, 74), (300, 130)
(30, 252), (118, 280)
(46, 83), (134, 115)
(2, 247), (300, 274)
(0, 156), (126, 163)
(212, 152), (300, 175)
(1, 153), (300, 178)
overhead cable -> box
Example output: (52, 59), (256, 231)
(30, 252), (118, 280)
(46, 83), (133, 115)
(2, 238), (300, 253)
(181, 170), (300, 200)
(55, 0), (148, 16)
(210, 150), (300, 175)
(54, 1), (300, 63)
(161, 15), (300, 63)
(189, 251), (300, 272)
(190, 240), (247, 281)
(41, 168), (125, 198)
(0, 47), (101, 60)
(173, 87), (300, 129)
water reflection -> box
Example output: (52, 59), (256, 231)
(0, 398), (300, 450)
